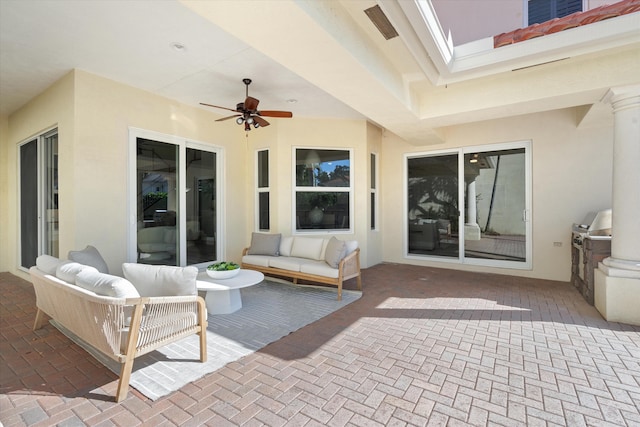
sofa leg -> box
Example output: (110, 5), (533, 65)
(356, 275), (362, 291)
(116, 359), (134, 402)
(33, 308), (47, 331)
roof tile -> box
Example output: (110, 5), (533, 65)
(494, 0), (640, 48)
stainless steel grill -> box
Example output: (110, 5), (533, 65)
(571, 209), (612, 305)
(572, 209), (612, 247)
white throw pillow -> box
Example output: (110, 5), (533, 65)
(56, 261), (99, 284)
(291, 237), (325, 260)
(344, 240), (358, 256)
(36, 255), (63, 275)
(75, 270), (140, 298)
(247, 232), (281, 256)
(324, 237), (346, 268)
(122, 263), (198, 297)
(68, 245), (109, 273)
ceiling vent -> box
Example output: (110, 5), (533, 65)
(364, 5), (398, 40)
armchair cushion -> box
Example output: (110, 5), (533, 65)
(122, 263), (198, 297)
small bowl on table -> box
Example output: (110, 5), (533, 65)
(206, 262), (240, 279)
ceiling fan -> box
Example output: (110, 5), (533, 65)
(200, 78), (293, 131)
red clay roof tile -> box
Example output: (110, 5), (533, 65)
(493, 0), (640, 48)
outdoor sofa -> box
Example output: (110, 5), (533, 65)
(29, 246), (207, 402)
(241, 233), (362, 300)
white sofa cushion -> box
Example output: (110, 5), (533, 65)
(269, 257), (310, 272)
(242, 254), (271, 267)
(122, 263), (198, 297)
(68, 245), (109, 273)
(291, 237), (324, 260)
(36, 255), (63, 275)
(279, 236), (294, 257)
(324, 237), (346, 268)
(56, 261), (99, 284)
(75, 270), (140, 298)
(301, 261), (340, 279)
(247, 232), (281, 256)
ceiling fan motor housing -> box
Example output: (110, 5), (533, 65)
(200, 78), (292, 131)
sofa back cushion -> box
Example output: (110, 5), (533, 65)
(279, 236), (294, 257)
(122, 263), (198, 297)
(68, 245), (109, 273)
(75, 270), (140, 298)
(324, 237), (347, 268)
(36, 254), (63, 275)
(291, 237), (325, 260)
(56, 261), (99, 284)
(247, 232), (281, 256)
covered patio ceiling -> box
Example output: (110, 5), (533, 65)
(1, 0), (639, 144)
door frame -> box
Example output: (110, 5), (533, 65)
(404, 140), (532, 270)
(127, 127), (225, 266)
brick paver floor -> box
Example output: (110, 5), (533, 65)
(1, 264), (639, 426)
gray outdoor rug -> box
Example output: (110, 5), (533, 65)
(51, 280), (361, 400)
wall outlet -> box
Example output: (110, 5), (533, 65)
(553, 242), (563, 247)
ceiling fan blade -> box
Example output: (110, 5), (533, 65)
(244, 96), (259, 111)
(200, 102), (238, 113)
(215, 114), (241, 122)
(253, 116), (270, 127)
(258, 110), (293, 118)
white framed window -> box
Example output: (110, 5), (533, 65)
(256, 149), (270, 231)
(370, 152), (378, 231)
(293, 148), (352, 232)
(18, 128), (58, 269)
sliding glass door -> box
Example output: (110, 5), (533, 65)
(19, 129), (58, 269)
(406, 142), (531, 269)
(131, 130), (219, 267)
(463, 148), (527, 264)
(407, 154), (459, 258)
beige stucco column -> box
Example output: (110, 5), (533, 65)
(595, 84), (640, 326)
(465, 180), (481, 240)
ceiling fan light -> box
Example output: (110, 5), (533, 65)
(246, 116), (254, 125)
(236, 117), (244, 125)
(254, 122), (260, 128)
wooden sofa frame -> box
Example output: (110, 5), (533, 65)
(30, 267), (207, 402)
(241, 247), (362, 300)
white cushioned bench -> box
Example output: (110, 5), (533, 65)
(30, 248), (207, 402)
(241, 233), (362, 300)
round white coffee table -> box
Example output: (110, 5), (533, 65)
(196, 269), (264, 314)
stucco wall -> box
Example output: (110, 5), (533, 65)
(3, 69), (615, 283)
(381, 108), (613, 281)
(2, 70), (380, 276)
(3, 72), (75, 279)
(433, 0), (615, 45)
